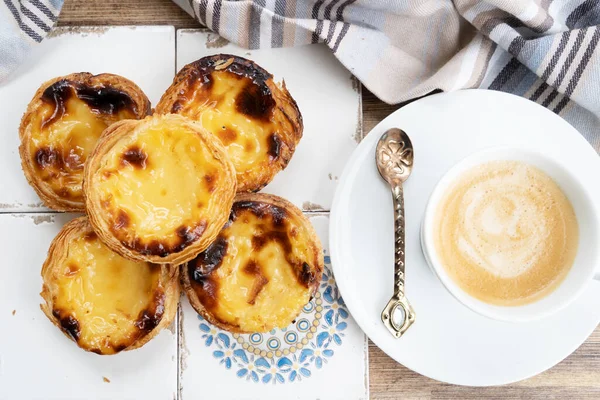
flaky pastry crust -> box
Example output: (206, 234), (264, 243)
(19, 72), (150, 211)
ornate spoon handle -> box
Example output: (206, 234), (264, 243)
(381, 184), (416, 338)
(392, 185), (406, 297)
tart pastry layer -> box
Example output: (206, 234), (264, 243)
(183, 193), (323, 333)
(84, 113), (237, 264)
(156, 54), (303, 192)
(40, 217), (178, 355)
(19, 73), (150, 211)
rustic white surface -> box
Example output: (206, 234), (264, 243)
(0, 26), (367, 400)
(0, 26), (176, 212)
(0, 213), (178, 400)
(177, 30), (362, 212)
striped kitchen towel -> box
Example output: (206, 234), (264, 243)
(1, 1), (599, 146)
(174, 0), (600, 147)
(0, 0), (62, 81)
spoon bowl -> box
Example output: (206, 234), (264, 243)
(376, 128), (414, 186)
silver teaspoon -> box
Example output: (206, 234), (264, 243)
(375, 128), (416, 338)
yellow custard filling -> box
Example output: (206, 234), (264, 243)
(190, 202), (319, 332)
(48, 231), (162, 354)
(176, 71), (277, 174)
(27, 91), (135, 201)
(94, 118), (228, 254)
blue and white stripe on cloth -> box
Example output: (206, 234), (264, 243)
(174, 0), (600, 148)
(0, 0), (62, 80)
(1, 0), (599, 147)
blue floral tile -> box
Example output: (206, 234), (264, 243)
(196, 255), (349, 384)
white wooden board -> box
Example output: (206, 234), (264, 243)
(0, 26), (367, 400)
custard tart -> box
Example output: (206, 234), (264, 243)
(84, 113), (237, 265)
(182, 193), (323, 333)
(19, 73), (150, 211)
(40, 217), (178, 355)
(156, 54), (303, 192)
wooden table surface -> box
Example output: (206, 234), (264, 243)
(57, 1), (600, 398)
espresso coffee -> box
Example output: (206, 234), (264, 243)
(434, 161), (579, 306)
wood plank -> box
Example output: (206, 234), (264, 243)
(58, 0), (199, 28)
(56, 0), (600, 398)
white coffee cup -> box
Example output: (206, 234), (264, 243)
(421, 147), (600, 322)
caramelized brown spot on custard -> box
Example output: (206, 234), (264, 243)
(35, 147), (62, 170)
(217, 126), (238, 145)
(93, 342), (126, 354)
(231, 200), (287, 226)
(65, 264), (79, 277)
(175, 223), (207, 252)
(195, 277), (220, 312)
(243, 260), (269, 305)
(267, 133), (282, 161)
(251, 231), (292, 253)
(53, 310), (80, 341)
(133, 239), (168, 258)
(121, 146), (148, 169)
(244, 140), (256, 152)
(84, 231), (97, 241)
(134, 290), (165, 332)
(40, 79), (139, 127)
(243, 259), (260, 275)
(203, 174), (217, 193)
(75, 85), (137, 115)
(41, 79), (139, 128)
(191, 236), (229, 276)
(138, 318), (163, 340)
(113, 209), (130, 230)
(188, 235), (229, 312)
(121, 222), (208, 258)
(41, 80), (73, 127)
(235, 82), (275, 121)
(114, 344), (128, 352)
(299, 262), (317, 287)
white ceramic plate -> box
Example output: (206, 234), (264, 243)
(330, 89), (600, 386)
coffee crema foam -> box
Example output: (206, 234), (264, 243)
(434, 161), (579, 306)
